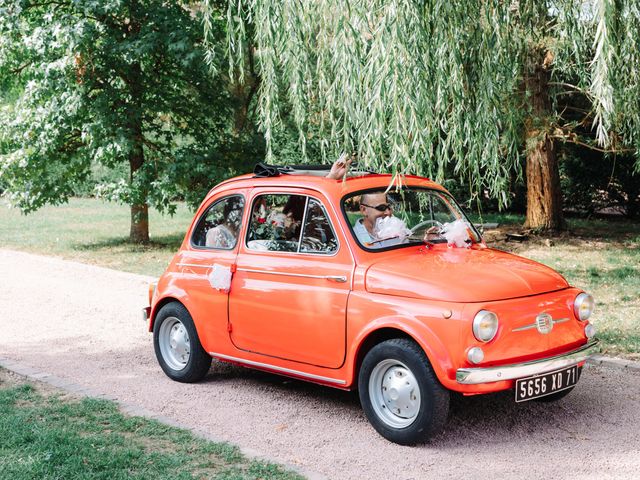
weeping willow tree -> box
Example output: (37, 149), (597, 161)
(206, 0), (640, 230)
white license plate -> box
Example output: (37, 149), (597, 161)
(515, 365), (580, 402)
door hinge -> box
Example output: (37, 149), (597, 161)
(230, 263), (237, 273)
(227, 322), (233, 332)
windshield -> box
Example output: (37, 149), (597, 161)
(343, 187), (481, 250)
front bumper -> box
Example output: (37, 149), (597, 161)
(456, 340), (599, 385)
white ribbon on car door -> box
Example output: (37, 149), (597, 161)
(207, 264), (232, 292)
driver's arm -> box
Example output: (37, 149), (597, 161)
(423, 226), (440, 242)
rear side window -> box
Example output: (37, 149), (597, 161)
(247, 194), (305, 252)
(191, 195), (245, 249)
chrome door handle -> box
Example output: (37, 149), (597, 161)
(325, 275), (347, 283)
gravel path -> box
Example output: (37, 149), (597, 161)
(1, 248), (639, 480)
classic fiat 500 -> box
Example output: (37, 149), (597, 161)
(144, 165), (598, 445)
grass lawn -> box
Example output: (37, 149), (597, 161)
(0, 369), (302, 480)
(0, 197), (194, 276)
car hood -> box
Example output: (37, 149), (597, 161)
(365, 247), (569, 303)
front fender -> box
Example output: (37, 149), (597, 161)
(344, 292), (464, 390)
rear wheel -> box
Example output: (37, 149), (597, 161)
(153, 302), (211, 383)
(358, 338), (449, 445)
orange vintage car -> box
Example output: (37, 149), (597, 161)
(144, 165), (598, 445)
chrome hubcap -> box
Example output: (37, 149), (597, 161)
(159, 316), (190, 370)
(369, 359), (421, 428)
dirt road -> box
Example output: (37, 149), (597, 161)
(1, 249), (639, 479)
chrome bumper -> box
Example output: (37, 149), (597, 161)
(456, 340), (599, 385)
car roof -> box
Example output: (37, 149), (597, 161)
(205, 171), (448, 203)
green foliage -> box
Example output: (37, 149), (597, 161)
(212, 0), (640, 206)
(0, 0), (262, 226)
(71, 160), (128, 197)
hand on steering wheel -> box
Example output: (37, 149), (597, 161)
(409, 219), (443, 242)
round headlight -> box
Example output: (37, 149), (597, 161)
(574, 293), (594, 321)
(473, 310), (499, 342)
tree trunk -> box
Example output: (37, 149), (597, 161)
(127, 37), (149, 243)
(524, 134), (564, 230)
(231, 44), (259, 135)
(130, 202), (149, 243)
(129, 141), (149, 244)
(524, 51), (565, 232)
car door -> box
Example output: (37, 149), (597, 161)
(228, 189), (352, 369)
(175, 193), (245, 350)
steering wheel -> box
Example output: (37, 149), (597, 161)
(409, 219), (443, 240)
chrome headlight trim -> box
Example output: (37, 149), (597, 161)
(472, 310), (499, 342)
(574, 293), (594, 321)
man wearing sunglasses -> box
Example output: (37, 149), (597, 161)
(326, 157), (402, 247)
(326, 156), (438, 247)
(353, 192), (398, 246)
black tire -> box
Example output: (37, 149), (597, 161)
(358, 338), (450, 445)
(153, 302), (211, 383)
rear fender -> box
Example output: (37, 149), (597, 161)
(148, 288), (190, 332)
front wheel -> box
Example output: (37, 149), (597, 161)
(153, 302), (211, 383)
(358, 338), (450, 445)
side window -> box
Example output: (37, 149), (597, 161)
(191, 195), (245, 249)
(247, 194), (306, 252)
(300, 199), (338, 254)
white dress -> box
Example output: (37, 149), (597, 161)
(205, 224), (236, 249)
(353, 218), (407, 248)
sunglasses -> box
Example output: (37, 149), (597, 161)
(361, 203), (392, 212)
